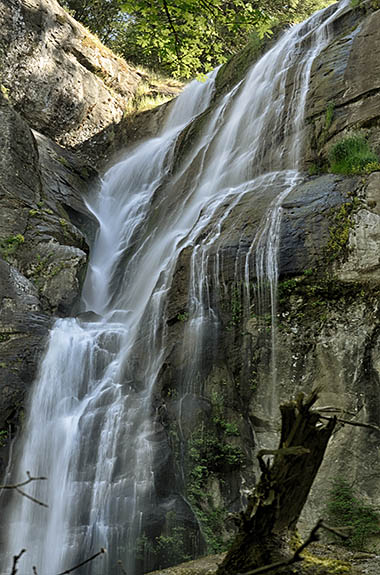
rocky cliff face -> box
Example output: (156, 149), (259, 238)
(1, 0), (380, 566)
(152, 0), (380, 552)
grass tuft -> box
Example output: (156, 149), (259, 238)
(328, 132), (380, 175)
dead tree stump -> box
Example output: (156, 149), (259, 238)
(216, 391), (336, 575)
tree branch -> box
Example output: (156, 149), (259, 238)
(55, 548), (106, 575)
(319, 415), (380, 434)
(0, 471), (48, 508)
(10, 549), (26, 575)
(161, 0), (181, 60)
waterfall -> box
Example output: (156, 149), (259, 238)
(1, 2), (350, 573)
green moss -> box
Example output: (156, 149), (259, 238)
(302, 553), (351, 574)
(278, 271), (369, 332)
(325, 197), (361, 262)
(57, 156), (70, 168)
(0, 84), (9, 99)
(0, 234), (25, 260)
(325, 102), (335, 131)
(328, 132), (380, 175)
(318, 102), (335, 148)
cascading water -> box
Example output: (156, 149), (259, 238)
(1, 1), (350, 573)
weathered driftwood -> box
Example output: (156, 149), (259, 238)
(216, 391), (336, 575)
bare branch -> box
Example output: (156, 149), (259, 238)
(0, 471), (47, 490)
(319, 415), (380, 434)
(10, 549), (26, 575)
(316, 406), (357, 417)
(56, 548), (106, 575)
(258, 446), (310, 457)
(0, 472), (48, 508)
(15, 487), (48, 508)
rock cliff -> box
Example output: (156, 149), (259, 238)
(153, 0), (380, 554)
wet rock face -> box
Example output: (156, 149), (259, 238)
(305, 1), (380, 167)
(0, 91), (97, 468)
(156, 1), (380, 551)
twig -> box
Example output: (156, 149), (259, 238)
(319, 415), (380, 434)
(162, 0), (181, 61)
(316, 406), (357, 417)
(237, 518), (347, 575)
(117, 559), (128, 574)
(0, 471), (48, 508)
(56, 548), (106, 575)
(15, 487), (48, 508)
(0, 471), (47, 490)
(10, 549), (26, 575)
(320, 522), (350, 540)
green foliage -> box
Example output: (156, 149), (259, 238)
(328, 132), (380, 175)
(177, 311), (189, 322)
(61, 0), (333, 78)
(0, 234), (25, 260)
(62, 0), (124, 43)
(326, 478), (380, 549)
(186, 411), (244, 552)
(308, 162), (319, 176)
(135, 515), (191, 569)
(154, 527), (191, 567)
(189, 430), (244, 474)
(0, 429), (8, 447)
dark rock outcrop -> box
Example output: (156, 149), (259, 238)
(0, 86), (98, 471)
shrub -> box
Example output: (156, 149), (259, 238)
(328, 132), (380, 175)
(326, 478), (380, 549)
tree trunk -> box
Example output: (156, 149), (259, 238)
(216, 391), (336, 575)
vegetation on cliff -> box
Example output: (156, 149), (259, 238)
(61, 0), (333, 78)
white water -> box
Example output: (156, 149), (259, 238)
(1, 2), (350, 573)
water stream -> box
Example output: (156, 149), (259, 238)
(1, 2), (350, 573)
